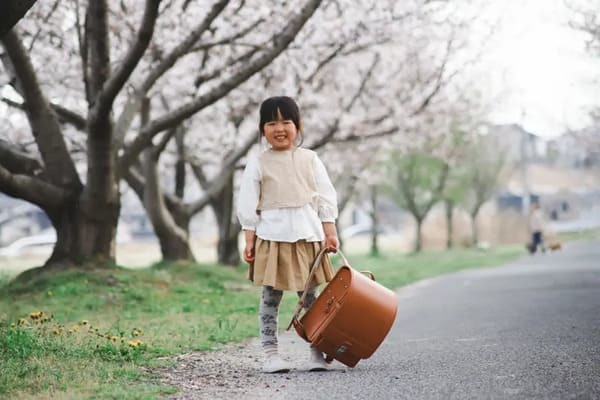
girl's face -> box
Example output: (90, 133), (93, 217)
(262, 110), (299, 151)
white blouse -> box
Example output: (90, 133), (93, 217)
(237, 150), (338, 243)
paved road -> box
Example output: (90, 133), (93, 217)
(164, 241), (600, 399)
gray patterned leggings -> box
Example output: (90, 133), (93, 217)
(259, 285), (318, 354)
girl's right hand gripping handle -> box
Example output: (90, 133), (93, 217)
(286, 247), (330, 333)
(286, 247), (358, 334)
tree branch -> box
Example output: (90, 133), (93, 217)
(0, 164), (68, 210)
(332, 126), (399, 144)
(1, 30), (81, 189)
(188, 134), (255, 214)
(0, 139), (44, 176)
(1, 97), (87, 130)
(0, 0), (37, 38)
(91, 0), (161, 123)
(140, 0), (230, 94)
(309, 53), (380, 150)
(190, 17), (264, 52)
(113, 0), (230, 149)
(411, 37), (454, 116)
(117, 0), (323, 176)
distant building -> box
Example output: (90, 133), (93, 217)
(486, 123), (545, 163)
(546, 132), (599, 168)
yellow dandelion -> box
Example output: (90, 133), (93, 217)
(18, 318), (27, 325)
(29, 311), (44, 320)
(68, 325), (78, 333)
(79, 320), (89, 325)
(111, 336), (119, 342)
(53, 329), (62, 335)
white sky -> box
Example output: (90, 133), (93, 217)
(483, 0), (600, 138)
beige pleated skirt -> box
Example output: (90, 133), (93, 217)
(249, 238), (335, 291)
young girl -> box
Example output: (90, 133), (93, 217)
(237, 96), (339, 373)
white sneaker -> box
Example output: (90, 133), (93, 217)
(262, 354), (291, 373)
(307, 347), (330, 372)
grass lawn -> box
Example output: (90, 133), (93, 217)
(0, 242), (544, 399)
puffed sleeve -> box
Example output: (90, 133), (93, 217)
(236, 156), (261, 231)
(313, 154), (338, 222)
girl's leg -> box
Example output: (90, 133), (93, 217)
(297, 287), (329, 371)
(259, 285), (283, 356)
(297, 286), (318, 310)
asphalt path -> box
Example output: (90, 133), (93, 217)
(164, 241), (600, 400)
(250, 240), (600, 399)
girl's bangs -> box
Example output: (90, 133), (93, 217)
(259, 96), (300, 132)
(265, 103), (295, 121)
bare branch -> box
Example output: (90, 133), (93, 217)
(0, 138), (44, 176)
(309, 53), (380, 150)
(0, 164), (68, 210)
(51, 103), (87, 130)
(117, 0), (323, 176)
(140, 0), (230, 94)
(91, 0), (161, 123)
(190, 18), (264, 52)
(86, 0), (110, 101)
(411, 37), (454, 116)
(189, 134), (255, 214)
(2, 97), (87, 130)
(332, 126), (399, 143)
(1, 30), (81, 188)
(194, 46), (260, 87)
(26, 0), (60, 52)
(113, 0), (230, 149)
(0, 0), (37, 38)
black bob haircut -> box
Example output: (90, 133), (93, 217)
(258, 96), (301, 133)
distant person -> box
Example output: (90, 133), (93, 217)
(237, 96), (339, 373)
(528, 202), (546, 254)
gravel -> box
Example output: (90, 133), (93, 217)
(154, 331), (349, 400)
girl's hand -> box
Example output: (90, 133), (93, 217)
(322, 222), (339, 253)
(243, 230), (256, 263)
(243, 243), (255, 263)
(324, 235), (339, 253)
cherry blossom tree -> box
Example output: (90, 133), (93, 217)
(0, 0), (323, 273)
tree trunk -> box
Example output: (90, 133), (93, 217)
(0, 0), (37, 38)
(14, 195), (119, 281)
(415, 217), (423, 252)
(217, 225), (240, 266)
(143, 151), (194, 261)
(156, 219), (193, 261)
(471, 212), (479, 246)
(470, 202), (483, 246)
(369, 185), (379, 257)
(210, 171), (240, 266)
(445, 199), (454, 249)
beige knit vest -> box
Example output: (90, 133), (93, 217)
(257, 147), (318, 211)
